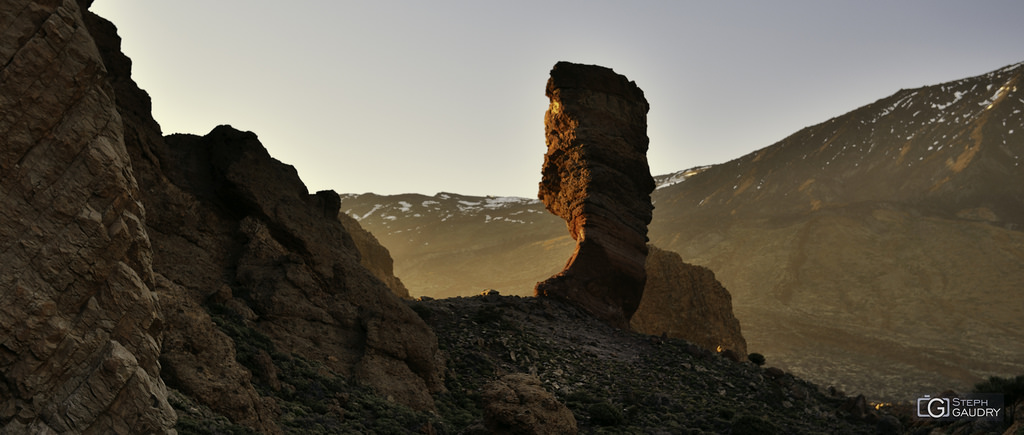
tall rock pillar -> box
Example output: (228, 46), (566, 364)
(534, 62), (656, 328)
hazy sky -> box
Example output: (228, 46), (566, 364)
(91, 1), (1024, 197)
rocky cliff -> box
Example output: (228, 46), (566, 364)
(534, 62), (656, 328)
(337, 211), (411, 299)
(632, 246), (747, 356)
(153, 127), (444, 416)
(0, 1), (175, 432)
(1, 1), (445, 433)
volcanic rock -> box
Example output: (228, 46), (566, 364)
(151, 126), (446, 414)
(338, 211), (411, 298)
(631, 246), (747, 356)
(2, 3), (447, 432)
(534, 61), (656, 328)
(0, 1), (175, 433)
(477, 373), (578, 435)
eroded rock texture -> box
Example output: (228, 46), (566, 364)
(0, 1), (175, 433)
(0, 2), (444, 433)
(479, 373), (577, 435)
(632, 246), (747, 356)
(153, 128), (445, 416)
(534, 62), (655, 328)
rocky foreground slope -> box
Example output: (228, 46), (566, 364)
(169, 292), (891, 434)
(420, 293), (888, 434)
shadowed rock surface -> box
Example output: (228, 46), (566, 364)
(155, 127), (445, 415)
(338, 211), (411, 298)
(477, 373), (578, 435)
(0, 1), (175, 432)
(632, 245), (748, 356)
(534, 61), (656, 328)
(75, 7), (280, 432)
(0, 2), (445, 433)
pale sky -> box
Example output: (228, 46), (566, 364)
(91, 1), (1024, 198)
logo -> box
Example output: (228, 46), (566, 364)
(916, 394), (1004, 421)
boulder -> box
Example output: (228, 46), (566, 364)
(632, 246), (748, 356)
(534, 61), (655, 328)
(0, 1), (175, 432)
(479, 373), (578, 435)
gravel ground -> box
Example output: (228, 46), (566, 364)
(416, 292), (884, 434)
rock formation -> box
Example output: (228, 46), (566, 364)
(154, 127), (444, 414)
(631, 246), (748, 356)
(0, 2), (445, 432)
(478, 373), (578, 435)
(534, 61), (656, 328)
(338, 211), (411, 298)
(0, 1), (175, 432)
(89, 0), (444, 414)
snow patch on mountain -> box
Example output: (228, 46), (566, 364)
(655, 166), (710, 190)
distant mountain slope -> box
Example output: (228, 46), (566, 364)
(339, 193), (572, 297)
(654, 62), (1024, 224)
(341, 62), (1024, 400)
(648, 61), (1024, 399)
(338, 170), (708, 297)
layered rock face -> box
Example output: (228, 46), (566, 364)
(535, 62), (655, 328)
(86, 0), (443, 418)
(632, 246), (747, 356)
(0, 1), (174, 433)
(0, 2), (445, 433)
(153, 128), (444, 415)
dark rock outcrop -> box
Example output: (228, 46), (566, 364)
(534, 61), (655, 328)
(631, 246), (748, 356)
(0, 1), (175, 432)
(0, 2), (445, 433)
(153, 127), (445, 414)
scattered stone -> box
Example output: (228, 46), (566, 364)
(876, 414), (901, 435)
(841, 394), (871, 421)
(421, 293), (879, 433)
(764, 367), (787, 380)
